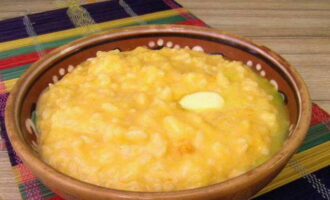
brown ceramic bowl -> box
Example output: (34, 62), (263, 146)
(6, 25), (311, 200)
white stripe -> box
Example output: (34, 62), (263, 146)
(289, 159), (330, 199)
(119, 0), (147, 25)
(22, 15), (46, 58)
(66, 2), (101, 35)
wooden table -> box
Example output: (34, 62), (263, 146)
(0, 1), (329, 199)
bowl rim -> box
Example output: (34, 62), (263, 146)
(5, 24), (312, 199)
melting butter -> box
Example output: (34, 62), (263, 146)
(179, 91), (224, 111)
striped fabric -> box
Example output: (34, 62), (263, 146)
(0, 0), (329, 200)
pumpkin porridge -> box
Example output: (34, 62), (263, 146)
(37, 47), (289, 191)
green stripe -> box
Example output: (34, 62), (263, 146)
(39, 183), (56, 198)
(0, 64), (30, 80)
(0, 15), (186, 59)
(297, 123), (330, 153)
(0, 37), (80, 60)
(147, 14), (186, 25)
(18, 184), (26, 199)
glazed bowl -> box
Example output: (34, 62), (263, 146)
(5, 25), (311, 200)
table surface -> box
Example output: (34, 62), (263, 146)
(0, 0), (329, 199)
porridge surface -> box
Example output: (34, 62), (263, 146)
(37, 47), (289, 191)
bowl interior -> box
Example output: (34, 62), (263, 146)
(18, 27), (299, 155)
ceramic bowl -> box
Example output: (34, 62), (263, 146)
(5, 25), (311, 200)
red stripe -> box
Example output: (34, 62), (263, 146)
(175, 18), (208, 27)
(16, 163), (37, 183)
(310, 104), (330, 126)
(0, 49), (54, 70)
(45, 196), (64, 200)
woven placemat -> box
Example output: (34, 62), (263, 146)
(0, 0), (329, 199)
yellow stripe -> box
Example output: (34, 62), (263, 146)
(0, 8), (187, 52)
(11, 165), (22, 184)
(3, 78), (18, 92)
(255, 141), (330, 197)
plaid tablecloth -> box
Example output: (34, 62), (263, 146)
(0, 0), (329, 199)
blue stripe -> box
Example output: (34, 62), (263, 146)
(253, 166), (330, 200)
(0, 0), (175, 43)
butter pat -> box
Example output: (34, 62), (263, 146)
(179, 91), (224, 111)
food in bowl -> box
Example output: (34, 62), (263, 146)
(36, 47), (289, 192)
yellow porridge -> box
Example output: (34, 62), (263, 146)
(37, 47), (289, 192)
